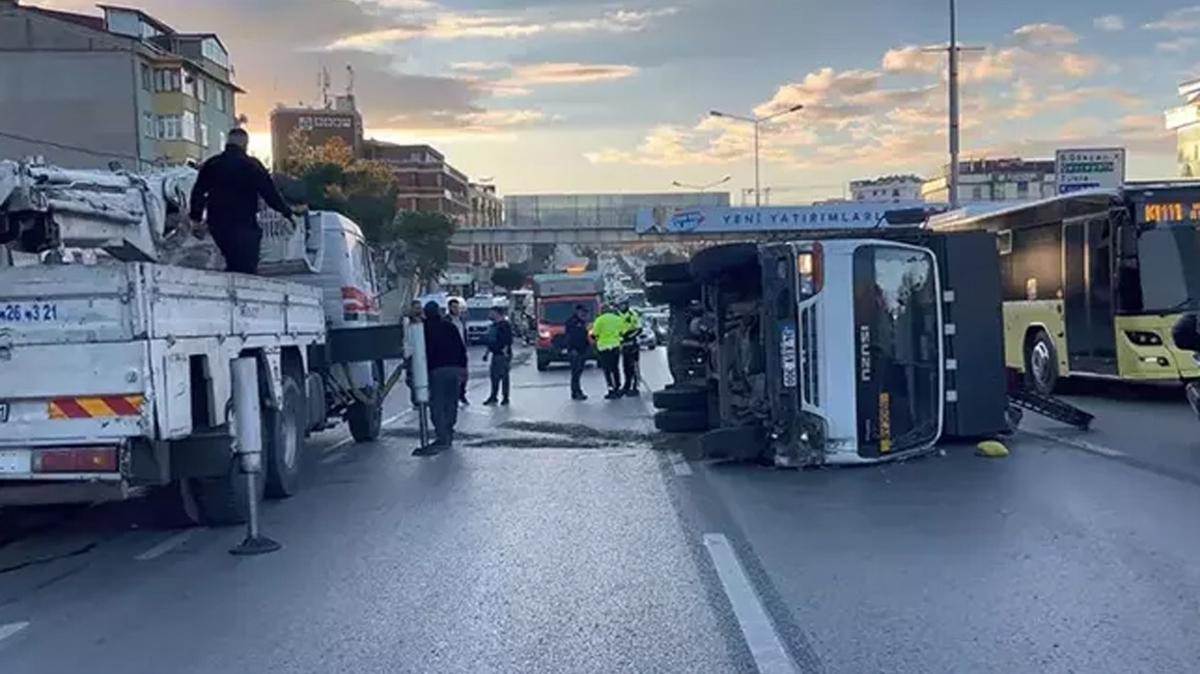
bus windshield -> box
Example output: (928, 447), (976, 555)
(1138, 225), (1200, 314)
(853, 246), (941, 458)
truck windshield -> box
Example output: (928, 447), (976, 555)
(1137, 225), (1200, 314)
(466, 307), (492, 321)
(541, 300), (594, 324)
(853, 246), (941, 458)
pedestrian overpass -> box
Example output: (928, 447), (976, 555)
(449, 202), (933, 246)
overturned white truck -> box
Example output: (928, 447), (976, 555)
(0, 160), (403, 523)
(645, 210), (1013, 467)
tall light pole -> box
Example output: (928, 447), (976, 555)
(710, 105), (803, 207)
(948, 0), (960, 209)
(672, 176), (731, 192)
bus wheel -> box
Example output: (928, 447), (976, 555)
(1025, 330), (1060, 395)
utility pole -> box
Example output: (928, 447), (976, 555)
(948, 0), (960, 209)
(925, 1), (981, 209)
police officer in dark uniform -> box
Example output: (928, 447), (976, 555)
(188, 128), (299, 274)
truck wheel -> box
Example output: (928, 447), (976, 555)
(265, 373), (304, 498)
(536, 354), (551, 371)
(146, 479), (204, 528)
(690, 243), (758, 282)
(646, 282), (700, 307)
(652, 386), (707, 411)
(696, 426), (765, 461)
(654, 409), (709, 433)
(1024, 330), (1060, 395)
(347, 397), (382, 442)
(193, 461), (263, 526)
(645, 262), (692, 284)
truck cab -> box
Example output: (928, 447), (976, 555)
(531, 272), (604, 371)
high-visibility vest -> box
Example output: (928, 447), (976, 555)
(591, 312), (624, 351)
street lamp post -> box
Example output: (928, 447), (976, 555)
(671, 176), (732, 192)
(709, 105), (803, 208)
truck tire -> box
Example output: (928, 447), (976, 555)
(1024, 330), (1060, 395)
(652, 386), (707, 411)
(645, 262), (692, 284)
(646, 282), (700, 307)
(146, 479), (204, 528)
(193, 461), (263, 526)
(265, 373), (304, 498)
(347, 362), (384, 443)
(347, 397), (382, 442)
(536, 353), (551, 371)
(696, 426), (765, 461)
(654, 409), (709, 433)
(690, 243), (758, 282)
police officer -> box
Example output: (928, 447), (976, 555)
(188, 128), (299, 274)
(618, 299), (642, 397)
(591, 303), (625, 399)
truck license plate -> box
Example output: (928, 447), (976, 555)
(780, 324), (798, 389)
(0, 449), (32, 474)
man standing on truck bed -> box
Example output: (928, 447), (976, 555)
(418, 301), (468, 453)
(188, 128), (299, 274)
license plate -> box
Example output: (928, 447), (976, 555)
(780, 324), (798, 389)
(0, 402), (7, 422)
(0, 303), (61, 323)
(0, 449), (32, 474)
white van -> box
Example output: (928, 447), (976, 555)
(465, 295), (510, 344)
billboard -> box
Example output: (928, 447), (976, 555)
(635, 202), (928, 235)
(1056, 148), (1126, 194)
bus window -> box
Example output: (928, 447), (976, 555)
(1006, 223), (1062, 302)
(853, 246), (940, 458)
(1138, 226), (1200, 313)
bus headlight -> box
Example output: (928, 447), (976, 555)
(1125, 330), (1163, 347)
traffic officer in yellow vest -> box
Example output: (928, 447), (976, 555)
(618, 299), (643, 397)
(590, 303), (625, 399)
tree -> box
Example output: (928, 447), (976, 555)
(385, 210), (457, 287)
(278, 132), (399, 245)
(491, 266), (526, 291)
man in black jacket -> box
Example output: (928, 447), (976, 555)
(564, 304), (591, 401)
(419, 301), (468, 452)
(188, 128), (298, 274)
(482, 307), (514, 406)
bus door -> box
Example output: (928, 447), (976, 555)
(1063, 217), (1117, 375)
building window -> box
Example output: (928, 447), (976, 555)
(140, 64), (152, 92)
(971, 186), (983, 201)
(197, 78), (208, 103)
(181, 111), (198, 142)
(1017, 181), (1029, 197)
(200, 122), (210, 148)
(142, 111), (156, 139)
(218, 131), (227, 148)
(892, 188), (900, 198)
(154, 68), (181, 93)
(215, 87), (228, 112)
(158, 115), (182, 140)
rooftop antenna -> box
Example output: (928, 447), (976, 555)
(346, 64), (355, 97)
(319, 67), (331, 108)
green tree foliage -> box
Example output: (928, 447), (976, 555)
(385, 210), (458, 286)
(278, 132), (398, 244)
(491, 266), (526, 291)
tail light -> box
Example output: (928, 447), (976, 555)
(798, 242), (824, 296)
(33, 447), (118, 473)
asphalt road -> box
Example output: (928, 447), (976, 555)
(1, 348), (1199, 673)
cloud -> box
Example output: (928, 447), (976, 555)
(503, 62), (639, 86)
(1157, 37), (1200, 53)
(449, 61), (509, 73)
(1094, 14), (1125, 32)
(1055, 52), (1105, 77)
(325, 6), (679, 51)
(753, 68), (881, 116)
(387, 107), (546, 133)
(1145, 6), (1200, 31)
(882, 46), (942, 75)
(1012, 23), (1079, 47)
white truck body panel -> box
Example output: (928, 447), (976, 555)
(0, 263), (324, 461)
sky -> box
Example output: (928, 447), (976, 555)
(28, 0), (1200, 200)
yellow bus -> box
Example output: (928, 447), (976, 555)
(931, 185), (1200, 394)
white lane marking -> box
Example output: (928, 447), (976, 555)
(1021, 429), (1126, 459)
(0, 621), (30, 643)
(671, 453), (694, 476)
(323, 436), (354, 454)
(135, 529), (201, 561)
(383, 411), (411, 428)
(702, 533), (797, 674)
(320, 451), (346, 465)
